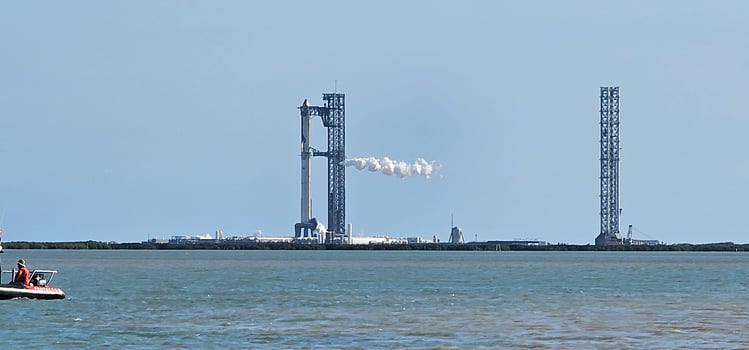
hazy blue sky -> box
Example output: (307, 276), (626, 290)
(1, 1), (747, 244)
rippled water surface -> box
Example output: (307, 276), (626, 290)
(1, 250), (747, 349)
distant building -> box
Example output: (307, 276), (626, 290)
(350, 236), (407, 245)
(487, 240), (548, 246)
(626, 239), (661, 246)
(449, 227), (464, 244)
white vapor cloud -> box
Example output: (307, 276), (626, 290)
(344, 157), (439, 179)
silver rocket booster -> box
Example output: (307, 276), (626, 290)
(300, 98), (312, 226)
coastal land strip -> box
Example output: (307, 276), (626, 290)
(3, 241), (748, 252)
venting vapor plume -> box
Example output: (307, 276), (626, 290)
(315, 222), (327, 234)
(310, 218), (327, 234)
(344, 157), (439, 178)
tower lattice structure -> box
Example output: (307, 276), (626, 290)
(596, 87), (622, 245)
(319, 93), (346, 243)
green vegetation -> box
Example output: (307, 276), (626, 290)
(2, 241), (747, 251)
(5, 241), (114, 249)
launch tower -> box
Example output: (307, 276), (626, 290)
(294, 93), (347, 244)
(595, 87), (623, 245)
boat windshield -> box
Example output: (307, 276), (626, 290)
(0, 269), (58, 286)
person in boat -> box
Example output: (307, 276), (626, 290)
(13, 259), (30, 287)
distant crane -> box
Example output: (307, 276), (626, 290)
(625, 224), (662, 245)
(626, 224), (633, 244)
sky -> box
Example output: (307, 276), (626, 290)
(1, 1), (747, 244)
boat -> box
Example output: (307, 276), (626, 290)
(0, 229), (65, 300)
(0, 269), (66, 300)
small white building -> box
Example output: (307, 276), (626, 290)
(350, 236), (408, 245)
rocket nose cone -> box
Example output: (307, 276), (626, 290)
(302, 98), (310, 107)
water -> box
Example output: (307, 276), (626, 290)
(0, 250), (747, 349)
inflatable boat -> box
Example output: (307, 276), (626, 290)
(0, 270), (66, 300)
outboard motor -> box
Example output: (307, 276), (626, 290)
(31, 273), (47, 287)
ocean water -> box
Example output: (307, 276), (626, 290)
(0, 249), (747, 349)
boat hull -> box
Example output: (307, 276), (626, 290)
(0, 285), (65, 300)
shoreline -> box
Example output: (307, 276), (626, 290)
(2, 241), (747, 252)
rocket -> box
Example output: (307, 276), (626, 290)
(300, 99), (312, 227)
